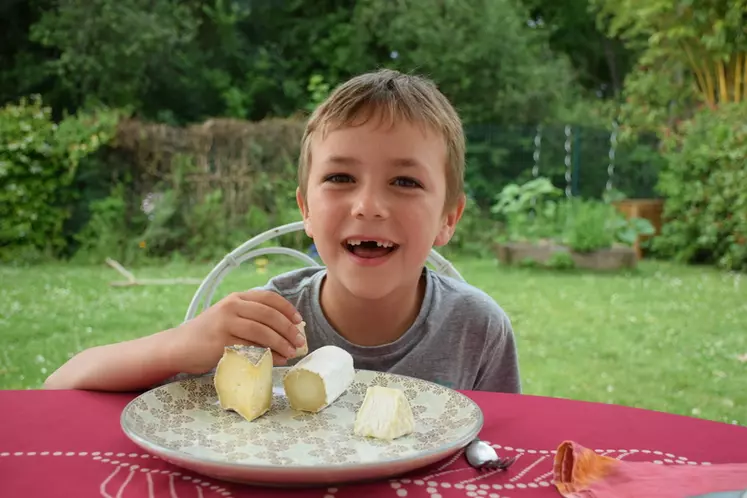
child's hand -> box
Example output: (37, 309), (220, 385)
(168, 290), (306, 374)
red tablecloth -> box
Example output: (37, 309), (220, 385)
(2, 389), (746, 498)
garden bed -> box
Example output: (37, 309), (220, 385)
(494, 241), (637, 270)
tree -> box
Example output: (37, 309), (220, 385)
(591, 0), (747, 132)
(521, 0), (636, 99)
(29, 0), (199, 113)
(352, 0), (577, 125)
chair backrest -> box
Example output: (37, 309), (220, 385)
(184, 221), (464, 321)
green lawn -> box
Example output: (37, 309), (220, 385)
(1, 257), (745, 425)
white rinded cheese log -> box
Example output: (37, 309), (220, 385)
(283, 345), (355, 413)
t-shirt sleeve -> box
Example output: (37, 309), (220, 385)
(473, 311), (522, 394)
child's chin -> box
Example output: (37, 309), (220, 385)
(342, 278), (400, 301)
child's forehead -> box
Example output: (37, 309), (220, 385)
(319, 99), (442, 133)
(314, 114), (443, 146)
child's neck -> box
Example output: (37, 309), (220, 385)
(319, 273), (426, 347)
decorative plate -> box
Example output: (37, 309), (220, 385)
(120, 368), (483, 486)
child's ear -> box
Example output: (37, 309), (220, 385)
(296, 187), (313, 238)
(434, 193), (466, 247)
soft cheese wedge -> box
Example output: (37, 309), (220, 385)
(283, 345), (354, 412)
(294, 320), (308, 358)
(214, 345), (273, 422)
(354, 385), (415, 440)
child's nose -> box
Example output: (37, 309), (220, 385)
(351, 187), (389, 219)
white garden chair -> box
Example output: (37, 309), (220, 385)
(184, 220), (464, 322)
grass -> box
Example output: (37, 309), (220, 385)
(1, 257), (745, 426)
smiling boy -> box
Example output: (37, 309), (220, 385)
(44, 69), (521, 394)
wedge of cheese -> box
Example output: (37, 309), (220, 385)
(283, 345), (354, 412)
(214, 345), (273, 422)
(294, 320), (308, 358)
(353, 385), (415, 440)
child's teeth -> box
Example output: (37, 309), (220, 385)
(346, 239), (394, 247)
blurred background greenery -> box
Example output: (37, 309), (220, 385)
(1, 0), (746, 423)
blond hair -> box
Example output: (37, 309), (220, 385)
(298, 69), (465, 211)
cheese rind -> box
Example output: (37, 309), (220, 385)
(214, 345), (273, 422)
(353, 386), (415, 440)
(283, 345), (354, 412)
(294, 320), (308, 358)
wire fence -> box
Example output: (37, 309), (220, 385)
(463, 123), (664, 208)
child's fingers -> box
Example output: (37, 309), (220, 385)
(237, 290), (302, 325)
(232, 297), (306, 349)
(229, 315), (298, 360)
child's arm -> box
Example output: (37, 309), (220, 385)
(43, 290), (306, 392)
(43, 328), (182, 391)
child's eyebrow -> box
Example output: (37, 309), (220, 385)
(322, 155), (427, 175)
(389, 158), (424, 169)
(325, 155), (424, 169)
(325, 155), (361, 167)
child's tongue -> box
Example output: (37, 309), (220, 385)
(351, 244), (393, 259)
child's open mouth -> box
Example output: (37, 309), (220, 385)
(343, 239), (399, 259)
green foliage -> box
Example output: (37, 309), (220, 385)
(29, 0), (199, 112)
(491, 177), (565, 243)
(591, 0), (747, 135)
(491, 177), (654, 253)
(519, 0), (636, 99)
(0, 95), (121, 263)
(71, 127), (308, 265)
(561, 199), (619, 253)
(545, 251), (576, 270)
(442, 197), (500, 258)
(71, 183), (145, 265)
(0, 0), (669, 265)
(305, 74), (333, 113)
(353, 0), (576, 125)
(654, 103), (747, 271)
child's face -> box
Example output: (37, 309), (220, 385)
(297, 117), (464, 300)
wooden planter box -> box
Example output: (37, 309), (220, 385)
(494, 241), (637, 271)
(612, 199), (665, 260)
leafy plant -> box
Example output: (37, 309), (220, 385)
(305, 74), (332, 113)
(492, 177), (655, 253)
(546, 251), (576, 270)
(560, 199), (618, 253)
(614, 216), (656, 247)
(0, 95), (121, 262)
(591, 0), (747, 136)
(560, 198), (655, 252)
(71, 183), (147, 265)
(654, 103), (747, 271)
(491, 177), (565, 242)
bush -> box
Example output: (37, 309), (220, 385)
(72, 117), (308, 264)
(654, 103), (747, 271)
(0, 95), (121, 263)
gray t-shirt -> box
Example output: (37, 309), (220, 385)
(259, 266), (521, 393)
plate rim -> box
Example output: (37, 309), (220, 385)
(120, 368), (484, 472)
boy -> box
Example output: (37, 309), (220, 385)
(44, 69), (521, 394)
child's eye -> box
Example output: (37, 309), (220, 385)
(324, 174), (354, 183)
(393, 177), (422, 188)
